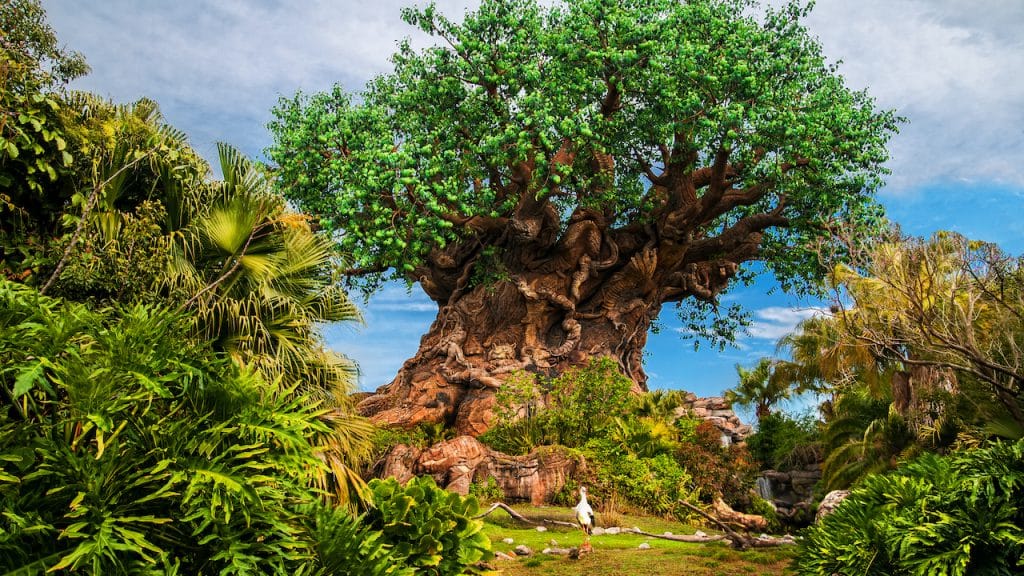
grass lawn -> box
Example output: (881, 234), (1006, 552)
(480, 505), (797, 576)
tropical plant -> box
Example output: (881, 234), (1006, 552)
(797, 440), (1024, 576)
(745, 411), (820, 471)
(726, 357), (793, 421)
(818, 388), (917, 490)
(270, 0), (899, 433)
(829, 231), (1024, 428)
(365, 476), (493, 576)
(0, 279), (350, 574)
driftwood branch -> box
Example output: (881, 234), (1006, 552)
(473, 502), (578, 528)
(626, 528), (725, 543)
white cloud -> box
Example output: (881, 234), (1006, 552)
(803, 0), (1024, 190)
(746, 306), (826, 341)
(43, 0), (1024, 188)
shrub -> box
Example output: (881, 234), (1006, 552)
(365, 476), (493, 575)
(796, 439), (1024, 576)
(747, 411), (820, 470)
(0, 280), (335, 573)
(584, 438), (696, 518)
(480, 357), (634, 453)
(674, 421), (758, 505)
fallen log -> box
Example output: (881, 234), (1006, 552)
(625, 528), (726, 543)
(677, 500), (796, 550)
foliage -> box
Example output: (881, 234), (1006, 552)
(270, 0), (897, 342)
(469, 477), (504, 504)
(481, 364), (757, 513)
(302, 505), (413, 576)
(746, 411), (820, 471)
(365, 476), (493, 576)
(796, 440), (1024, 576)
(0, 279), (364, 574)
(726, 358), (794, 421)
(673, 421), (758, 505)
(584, 438), (696, 518)
(0, 0), (87, 229)
(828, 231), (1024, 429)
(480, 357), (634, 453)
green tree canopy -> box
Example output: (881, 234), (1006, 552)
(271, 0), (896, 300)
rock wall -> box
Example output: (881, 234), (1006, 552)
(757, 465), (822, 523)
(377, 435), (580, 505)
(676, 394), (754, 444)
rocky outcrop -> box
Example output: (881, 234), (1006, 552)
(376, 436), (580, 504)
(676, 394), (754, 444)
(756, 465), (822, 524)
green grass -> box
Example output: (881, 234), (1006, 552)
(481, 505), (796, 576)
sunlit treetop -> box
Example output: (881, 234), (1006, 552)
(269, 0), (897, 298)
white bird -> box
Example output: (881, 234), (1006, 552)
(574, 485), (595, 551)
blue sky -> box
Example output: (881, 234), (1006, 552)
(42, 0), (1024, 405)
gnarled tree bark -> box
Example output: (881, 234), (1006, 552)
(358, 152), (789, 435)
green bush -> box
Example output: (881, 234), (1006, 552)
(584, 438), (696, 518)
(480, 357), (634, 453)
(366, 476), (493, 575)
(0, 280), (397, 574)
(796, 439), (1024, 576)
(303, 505), (413, 576)
(747, 411), (820, 470)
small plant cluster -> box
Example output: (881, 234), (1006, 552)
(796, 439), (1024, 576)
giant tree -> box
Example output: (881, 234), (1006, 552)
(270, 0), (897, 434)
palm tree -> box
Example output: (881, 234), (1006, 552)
(163, 143), (373, 506)
(820, 388), (916, 490)
(725, 358), (791, 421)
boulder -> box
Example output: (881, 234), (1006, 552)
(816, 490), (850, 523)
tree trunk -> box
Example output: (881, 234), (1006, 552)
(356, 267), (658, 435)
(357, 168), (770, 434)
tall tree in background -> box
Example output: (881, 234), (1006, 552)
(270, 0), (897, 433)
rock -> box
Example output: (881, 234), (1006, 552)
(502, 537), (514, 545)
(376, 444), (422, 486)
(541, 548), (551, 555)
(605, 527), (621, 535)
(638, 542), (651, 550)
(375, 436), (579, 504)
(495, 552), (514, 561)
(592, 526), (605, 536)
(514, 545), (533, 556)
(535, 526), (547, 532)
(548, 539), (559, 546)
(663, 531), (673, 536)
(694, 530), (707, 538)
(816, 490), (851, 523)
